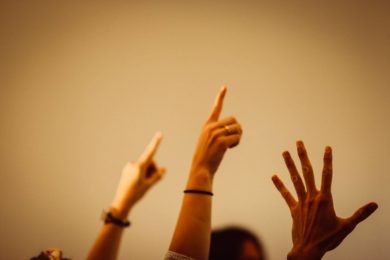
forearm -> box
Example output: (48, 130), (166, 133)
(169, 196), (212, 260)
(87, 206), (132, 260)
(169, 170), (213, 260)
(87, 224), (124, 260)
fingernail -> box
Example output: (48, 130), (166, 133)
(282, 151), (290, 158)
(369, 202), (379, 212)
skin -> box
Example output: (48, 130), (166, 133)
(272, 141), (378, 260)
(169, 86), (243, 260)
(240, 240), (263, 260)
(87, 133), (166, 260)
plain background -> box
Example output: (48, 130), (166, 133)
(1, 1), (389, 259)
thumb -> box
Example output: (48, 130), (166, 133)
(348, 202), (378, 226)
(149, 167), (166, 185)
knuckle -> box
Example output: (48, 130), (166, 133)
(282, 190), (289, 197)
(291, 175), (299, 183)
(317, 193), (330, 206)
(305, 196), (317, 207)
(228, 116), (237, 123)
(303, 166), (311, 173)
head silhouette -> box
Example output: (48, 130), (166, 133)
(209, 226), (266, 260)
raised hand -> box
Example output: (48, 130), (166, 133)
(272, 141), (378, 260)
(88, 133), (166, 260)
(189, 86), (242, 188)
(168, 86), (243, 260)
(111, 132), (166, 218)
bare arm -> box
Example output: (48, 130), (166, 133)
(168, 86), (243, 260)
(272, 141), (378, 260)
(88, 133), (166, 260)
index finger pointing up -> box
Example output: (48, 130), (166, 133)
(138, 132), (163, 164)
(206, 86), (227, 122)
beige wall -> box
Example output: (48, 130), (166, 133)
(1, 1), (389, 259)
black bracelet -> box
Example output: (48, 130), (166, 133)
(184, 189), (213, 196)
(102, 210), (131, 228)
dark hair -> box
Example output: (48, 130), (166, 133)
(209, 226), (266, 260)
(30, 250), (70, 260)
(30, 252), (51, 260)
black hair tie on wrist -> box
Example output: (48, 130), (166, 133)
(102, 210), (131, 228)
(184, 189), (214, 196)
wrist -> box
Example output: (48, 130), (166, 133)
(102, 208), (131, 228)
(111, 198), (137, 219)
(186, 167), (213, 191)
(109, 204), (129, 219)
(288, 246), (324, 260)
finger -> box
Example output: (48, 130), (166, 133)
(216, 132), (242, 149)
(138, 132), (163, 164)
(144, 161), (165, 180)
(148, 167), (166, 185)
(321, 146), (333, 194)
(348, 202), (378, 227)
(208, 116), (237, 131)
(296, 140), (317, 195)
(222, 123), (243, 136)
(272, 175), (297, 209)
(283, 151), (306, 201)
(211, 123), (243, 140)
(145, 161), (158, 178)
(223, 124), (242, 135)
(206, 86), (227, 123)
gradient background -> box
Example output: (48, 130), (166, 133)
(1, 1), (389, 259)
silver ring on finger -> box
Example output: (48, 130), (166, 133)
(224, 125), (233, 135)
